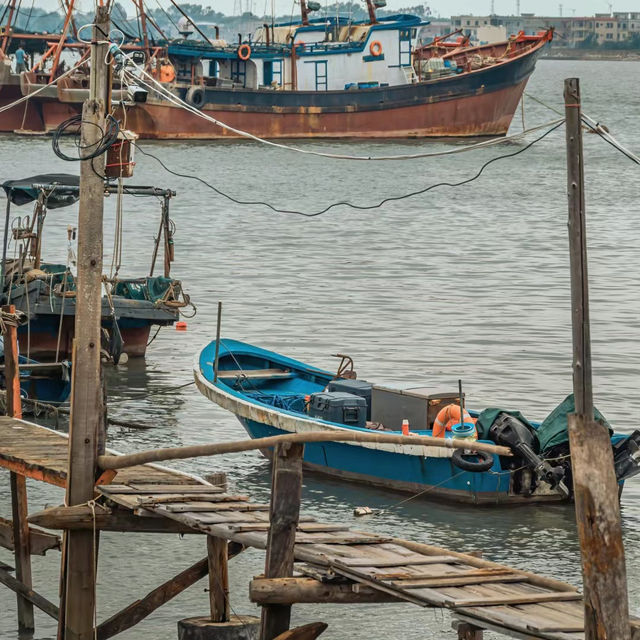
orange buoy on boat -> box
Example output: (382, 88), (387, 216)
(159, 63), (176, 83)
(433, 404), (477, 439)
(176, 321), (187, 331)
(237, 43), (251, 60)
(369, 40), (383, 57)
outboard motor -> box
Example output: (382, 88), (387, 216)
(613, 430), (640, 482)
(489, 413), (570, 497)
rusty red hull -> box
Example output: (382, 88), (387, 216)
(0, 84), (44, 132)
(42, 79), (528, 140)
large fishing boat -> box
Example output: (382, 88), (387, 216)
(26, 0), (552, 139)
(116, 16), (552, 139)
(0, 174), (192, 361)
(195, 339), (640, 505)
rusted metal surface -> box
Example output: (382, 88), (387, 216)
(113, 81), (526, 140)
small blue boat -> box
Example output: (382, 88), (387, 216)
(195, 339), (640, 505)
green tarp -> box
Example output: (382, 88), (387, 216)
(536, 393), (612, 452)
(476, 409), (536, 442)
(476, 393), (612, 453)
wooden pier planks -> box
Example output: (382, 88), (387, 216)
(2, 416), (636, 640)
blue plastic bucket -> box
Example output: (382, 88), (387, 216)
(451, 422), (476, 440)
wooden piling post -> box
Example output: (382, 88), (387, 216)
(207, 536), (230, 622)
(3, 303), (33, 633)
(260, 443), (304, 640)
(10, 474), (33, 633)
(61, 8), (110, 640)
(564, 77), (631, 640)
(3, 304), (21, 420)
(453, 621), (483, 640)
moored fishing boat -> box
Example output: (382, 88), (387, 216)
(195, 339), (640, 505)
(1, 174), (193, 361)
(34, 0), (552, 139)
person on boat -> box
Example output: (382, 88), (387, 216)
(14, 43), (27, 74)
(433, 404), (478, 439)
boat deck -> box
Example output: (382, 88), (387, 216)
(1, 416), (638, 640)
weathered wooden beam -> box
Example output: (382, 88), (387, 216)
(250, 577), (402, 605)
(453, 621), (484, 640)
(10, 472), (34, 632)
(97, 431), (510, 470)
(0, 516), (61, 555)
(568, 414), (631, 639)
(272, 622), (328, 640)
(564, 77), (631, 640)
(28, 504), (203, 534)
(95, 542), (244, 640)
(207, 536), (229, 622)
(63, 8), (111, 639)
(0, 565), (59, 620)
(0, 456), (66, 487)
(96, 558), (208, 640)
(3, 304), (22, 420)
(391, 539), (577, 593)
(260, 443), (304, 640)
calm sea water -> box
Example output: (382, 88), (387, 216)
(1, 59), (640, 639)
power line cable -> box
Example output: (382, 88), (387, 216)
(133, 120), (564, 217)
(116, 48), (563, 163)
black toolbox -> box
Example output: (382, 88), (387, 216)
(327, 379), (373, 420)
(308, 392), (367, 428)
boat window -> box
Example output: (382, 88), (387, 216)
(263, 59), (283, 87)
(399, 28), (412, 66)
(230, 60), (247, 87)
(314, 60), (328, 91)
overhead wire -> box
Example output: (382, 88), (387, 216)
(133, 120), (565, 217)
(115, 47), (564, 162)
(524, 91), (640, 165)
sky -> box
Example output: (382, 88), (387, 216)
(31, 0), (626, 19)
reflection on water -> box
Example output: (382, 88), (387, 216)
(1, 59), (640, 638)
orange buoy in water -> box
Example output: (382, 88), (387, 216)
(176, 321), (187, 331)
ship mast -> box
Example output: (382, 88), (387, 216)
(134, 0), (151, 60)
(0, 0), (17, 55)
(300, 0), (310, 26)
(365, 0), (378, 24)
(49, 0), (75, 81)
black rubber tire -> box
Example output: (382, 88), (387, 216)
(451, 448), (494, 473)
(185, 87), (205, 108)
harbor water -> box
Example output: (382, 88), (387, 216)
(1, 59), (640, 638)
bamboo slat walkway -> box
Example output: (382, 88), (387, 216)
(1, 416), (638, 640)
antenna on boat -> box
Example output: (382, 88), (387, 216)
(213, 300), (222, 383)
(458, 379), (464, 424)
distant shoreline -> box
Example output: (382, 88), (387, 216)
(543, 48), (640, 61)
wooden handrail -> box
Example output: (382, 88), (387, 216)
(97, 431), (511, 470)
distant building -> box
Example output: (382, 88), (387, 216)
(451, 12), (640, 46)
(417, 19), (452, 43)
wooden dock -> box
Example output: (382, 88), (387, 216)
(0, 416), (638, 640)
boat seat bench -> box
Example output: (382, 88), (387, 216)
(215, 368), (295, 380)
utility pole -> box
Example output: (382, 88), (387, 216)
(60, 7), (110, 640)
(564, 77), (631, 640)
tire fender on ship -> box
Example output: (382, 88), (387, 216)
(185, 86), (205, 108)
